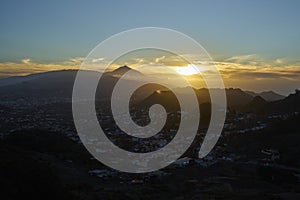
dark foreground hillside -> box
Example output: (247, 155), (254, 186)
(0, 120), (299, 200)
(0, 70), (299, 199)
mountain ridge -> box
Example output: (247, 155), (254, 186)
(0, 68), (297, 110)
(245, 90), (285, 101)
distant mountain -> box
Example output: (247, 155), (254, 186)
(196, 88), (211, 104)
(238, 90), (300, 114)
(109, 65), (142, 76)
(267, 90), (300, 113)
(0, 70), (99, 103)
(225, 88), (253, 107)
(103, 65), (143, 78)
(197, 88), (254, 107)
(139, 90), (180, 111)
(0, 70), (77, 87)
(245, 90), (285, 101)
(248, 95), (267, 106)
(139, 89), (212, 125)
(0, 68), (297, 112)
(139, 87), (254, 110)
(174, 87), (253, 107)
(0, 67), (154, 106)
(240, 96), (268, 114)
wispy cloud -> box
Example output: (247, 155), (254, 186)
(215, 54), (300, 81)
(155, 56), (165, 63)
(0, 58), (82, 78)
(21, 58), (31, 64)
(91, 57), (105, 63)
(224, 54), (261, 65)
(210, 55), (300, 94)
(0, 54), (299, 94)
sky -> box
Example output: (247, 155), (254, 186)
(0, 0), (299, 94)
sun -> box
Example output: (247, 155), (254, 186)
(176, 64), (200, 76)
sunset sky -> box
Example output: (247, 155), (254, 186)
(0, 0), (299, 95)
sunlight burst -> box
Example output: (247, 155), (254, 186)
(176, 64), (200, 76)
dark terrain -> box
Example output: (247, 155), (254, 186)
(0, 68), (299, 199)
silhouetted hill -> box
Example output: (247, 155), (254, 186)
(0, 68), (145, 105)
(225, 88), (253, 106)
(139, 89), (180, 111)
(196, 88), (253, 106)
(139, 89), (212, 125)
(248, 95), (267, 106)
(260, 91), (285, 101)
(112, 65), (131, 73)
(0, 70), (98, 102)
(267, 89), (300, 113)
(0, 69), (296, 111)
(246, 90), (285, 101)
(240, 96), (268, 114)
(237, 90), (300, 114)
(103, 65), (143, 78)
(111, 65), (142, 75)
(172, 87), (253, 107)
(0, 70), (79, 87)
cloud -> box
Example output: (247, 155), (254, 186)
(69, 57), (85, 63)
(215, 56), (300, 81)
(21, 58), (31, 64)
(91, 57), (105, 63)
(0, 54), (299, 95)
(0, 58), (81, 78)
(206, 54), (300, 82)
(225, 54), (258, 62)
(155, 56), (165, 63)
(154, 55), (189, 66)
(275, 58), (284, 64)
(224, 54), (263, 65)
